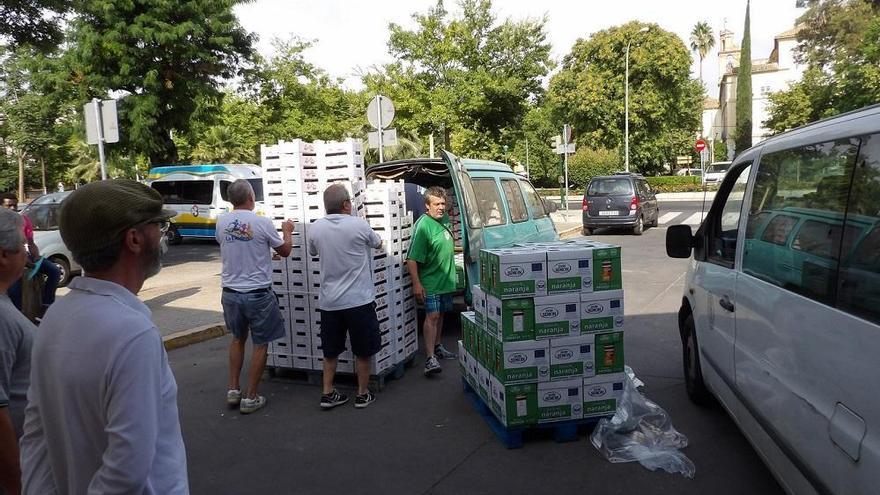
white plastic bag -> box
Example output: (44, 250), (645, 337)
(590, 366), (696, 478)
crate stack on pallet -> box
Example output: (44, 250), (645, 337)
(458, 239), (626, 430)
(362, 179), (418, 372)
(261, 139), (417, 380)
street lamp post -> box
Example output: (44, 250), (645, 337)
(625, 26), (650, 173)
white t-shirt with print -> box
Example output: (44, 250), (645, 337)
(216, 210), (283, 291)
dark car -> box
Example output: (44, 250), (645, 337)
(581, 173), (659, 236)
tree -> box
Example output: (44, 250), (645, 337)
(765, 0), (880, 133)
(0, 0), (70, 50)
(364, 0), (553, 159)
(0, 46), (75, 199)
(568, 147), (621, 189)
(689, 21), (715, 87)
(547, 22), (703, 175)
(734, 0), (753, 155)
(68, 0), (255, 165)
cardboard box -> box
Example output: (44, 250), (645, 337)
(486, 295), (535, 342)
(533, 293), (580, 339)
(549, 334), (595, 380)
(493, 339), (549, 383)
(538, 378), (584, 423)
(591, 245), (622, 291)
(546, 246), (593, 294)
(583, 373), (625, 417)
(489, 376), (538, 427)
(483, 248), (547, 298)
(593, 331), (625, 375)
(471, 284), (487, 329)
(580, 290), (625, 333)
(460, 311), (477, 354)
(477, 363), (491, 404)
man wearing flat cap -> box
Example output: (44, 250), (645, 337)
(19, 179), (189, 494)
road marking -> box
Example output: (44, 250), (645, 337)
(681, 213), (704, 226)
(658, 212), (680, 224)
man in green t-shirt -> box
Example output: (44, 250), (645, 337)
(406, 186), (457, 376)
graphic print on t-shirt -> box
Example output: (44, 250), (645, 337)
(224, 219), (254, 242)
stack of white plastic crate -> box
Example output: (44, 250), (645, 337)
(262, 138), (417, 378)
(263, 139), (315, 371)
(361, 179), (418, 374)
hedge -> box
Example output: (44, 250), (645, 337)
(537, 176), (714, 195)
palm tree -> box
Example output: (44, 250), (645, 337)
(192, 126), (252, 164)
(690, 21), (715, 88)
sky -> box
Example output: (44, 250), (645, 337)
(234, 0), (805, 93)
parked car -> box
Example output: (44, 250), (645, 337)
(20, 191), (80, 286)
(703, 161), (731, 185)
(666, 103), (880, 495)
(366, 151), (558, 299)
(675, 168), (702, 177)
(581, 173), (659, 236)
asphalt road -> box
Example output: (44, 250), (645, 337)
(166, 220), (784, 494)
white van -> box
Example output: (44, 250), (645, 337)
(667, 104), (880, 495)
(147, 164), (263, 244)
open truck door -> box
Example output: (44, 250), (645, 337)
(441, 150), (483, 296)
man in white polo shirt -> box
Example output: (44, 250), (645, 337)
(307, 183), (383, 409)
(19, 179), (188, 494)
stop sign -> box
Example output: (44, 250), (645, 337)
(695, 139), (707, 152)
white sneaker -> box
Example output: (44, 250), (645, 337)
(226, 389), (241, 406)
(239, 395), (266, 414)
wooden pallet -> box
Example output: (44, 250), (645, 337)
(267, 353), (417, 392)
(462, 378), (608, 449)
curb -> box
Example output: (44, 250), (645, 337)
(559, 226), (582, 239)
(163, 323), (226, 351)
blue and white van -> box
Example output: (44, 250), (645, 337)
(147, 164), (264, 244)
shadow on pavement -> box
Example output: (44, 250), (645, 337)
(169, 311), (782, 495)
(145, 287), (202, 308)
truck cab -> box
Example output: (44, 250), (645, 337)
(366, 151), (558, 299)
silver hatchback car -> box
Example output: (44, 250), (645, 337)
(21, 191), (80, 286)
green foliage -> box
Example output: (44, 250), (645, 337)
(646, 175), (702, 192)
(363, 0), (553, 159)
(713, 139), (728, 162)
(69, 0), (255, 165)
(735, 1), (753, 155)
(547, 22), (703, 176)
(765, 0), (880, 133)
(0, 0), (70, 50)
(690, 21), (715, 84)
(567, 147), (621, 188)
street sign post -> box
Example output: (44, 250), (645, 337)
(84, 99), (119, 180)
(367, 95), (395, 163)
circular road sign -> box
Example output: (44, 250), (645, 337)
(695, 139), (707, 152)
(367, 95), (395, 129)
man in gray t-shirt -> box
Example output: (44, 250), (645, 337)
(307, 184), (382, 409)
(0, 207), (34, 495)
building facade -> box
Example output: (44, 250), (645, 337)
(702, 25), (804, 159)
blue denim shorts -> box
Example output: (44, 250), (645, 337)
(221, 289), (285, 345)
(425, 293), (453, 314)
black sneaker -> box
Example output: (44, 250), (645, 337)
(320, 389), (349, 409)
(354, 392), (376, 409)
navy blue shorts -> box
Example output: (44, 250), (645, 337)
(319, 303), (381, 359)
(221, 289), (285, 346)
